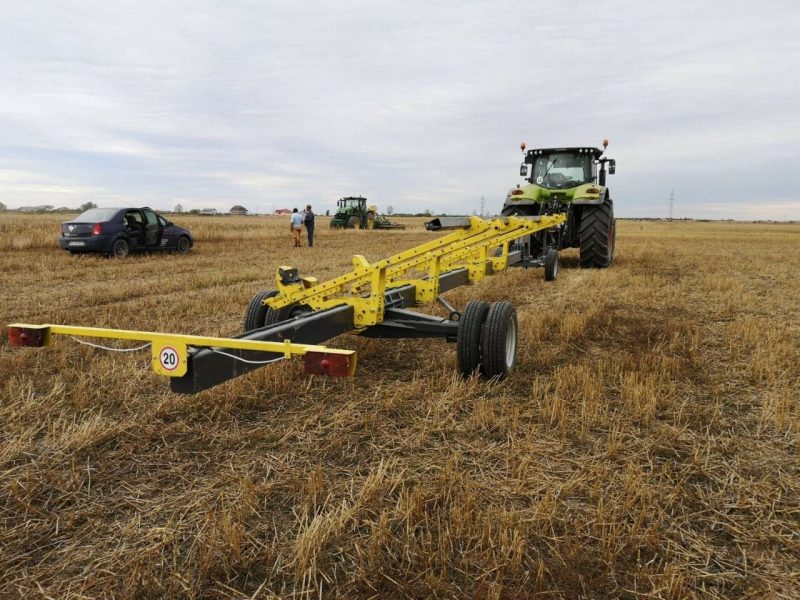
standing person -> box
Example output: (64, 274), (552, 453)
(303, 204), (315, 247)
(290, 208), (303, 248)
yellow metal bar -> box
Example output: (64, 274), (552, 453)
(267, 214), (566, 319)
(7, 323), (353, 377)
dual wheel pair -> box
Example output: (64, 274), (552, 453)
(456, 300), (518, 379)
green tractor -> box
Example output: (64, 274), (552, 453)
(329, 196), (406, 230)
(502, 140), (616, 268)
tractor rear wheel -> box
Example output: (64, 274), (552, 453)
(347, 216), (359, 229)
(579, 199), (615, 268)
(457, 300), (490, 376)
(244, 290), (297, 332)
(544, 248), (559, 281)
(480, 301), (518, 378)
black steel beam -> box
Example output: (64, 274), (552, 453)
(170, 305), (355, 394)
(358, 308), (459, 340)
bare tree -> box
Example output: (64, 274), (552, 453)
(386, 205), (394, 216)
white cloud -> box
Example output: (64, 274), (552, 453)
(0, 0), (798, 218)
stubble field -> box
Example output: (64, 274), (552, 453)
(1, 213), (798, 599)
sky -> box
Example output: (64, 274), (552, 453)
(1, 0), (799, 219)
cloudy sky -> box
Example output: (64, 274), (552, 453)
(1, 0), (798, 219)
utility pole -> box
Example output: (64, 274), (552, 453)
(669, 189), (675, 221)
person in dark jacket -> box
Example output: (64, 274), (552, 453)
(303, 204), (315, 247)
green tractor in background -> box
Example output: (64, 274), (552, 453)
(502, 140), (616, 268)
(329, 196), (406, 230)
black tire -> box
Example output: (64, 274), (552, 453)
(456, 300), (490, 376)
(579, 199), (615, 268)
(244, 290), (298, 332)
(544, 248), (559, 281)
(176, 236), (190, 254)
(111, 238), (129, 258)
(347, 216), (359, 229)
(480, 301), (518, 379)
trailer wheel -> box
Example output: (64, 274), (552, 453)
(457, 300), (490, 376)
(244, 290), (297, 332)
(544, 248), (559, 281)
(480, 301), (518, 379)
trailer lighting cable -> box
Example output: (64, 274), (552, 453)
(209, 348), (285, 365)
(69, 337), (152, 352)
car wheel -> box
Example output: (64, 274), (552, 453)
(177, 236), (190, 254)
(111, 238), (129, 258)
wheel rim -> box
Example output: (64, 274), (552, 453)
(115, 242), (126, 256)
(505, 316), (517, 369)
(178, 238), (188, 251)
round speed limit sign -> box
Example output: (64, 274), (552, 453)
(159, 346), (180, 371)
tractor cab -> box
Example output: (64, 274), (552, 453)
(337, 196), (367, 211)
(520, 145), (616, 188)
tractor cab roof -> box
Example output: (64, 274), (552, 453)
(526, 147), (605, 159)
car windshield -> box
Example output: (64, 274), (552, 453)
(74, 208), (120, 222)
(532, 153), (592, 189)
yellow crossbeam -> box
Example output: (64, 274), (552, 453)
(7, 323), (353, 377)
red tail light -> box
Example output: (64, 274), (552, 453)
(510, 189), (524, 196)
(7, 326), (48, 347)
(91, 223), (102, 235)
(585, 187), (600, 194)
(303, 351), (356, 377)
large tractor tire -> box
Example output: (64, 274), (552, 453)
(480, 301), (518, 379)
(579, 198), (616, 268)
(457, 300), (490, 376)
(347, 216), (359, 229)
(244, 290), (297, 332)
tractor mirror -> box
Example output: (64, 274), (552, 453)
(519, 163), (530, 177)
(608, 160), (616, 175)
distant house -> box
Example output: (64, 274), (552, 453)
(229, 205), (248, 215)
(19, 205), (54, 212)
(200, 208), (218, 215)
(275, 208), (292, 215)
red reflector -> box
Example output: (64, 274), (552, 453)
(510, 189), (524, 196)
(586, 188), (600, 194)
(303, 351), (355, 377)
(92, 223), (102, 235)
(7, 326), (48, 347)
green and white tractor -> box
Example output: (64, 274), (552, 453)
(502, 140), (617, 268)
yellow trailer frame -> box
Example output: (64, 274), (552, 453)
(7, 214), (566, 392)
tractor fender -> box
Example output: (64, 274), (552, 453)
(572, 188), (609, 206)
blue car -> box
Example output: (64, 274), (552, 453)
(60, 207), (193, 257)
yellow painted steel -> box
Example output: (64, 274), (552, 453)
(6, 323), (353, 377)
(268, 214), (566, 327)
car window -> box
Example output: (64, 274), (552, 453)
(143, 209), (158, 225)
(125, 210), (143, 224)
(157, 215), (167, 227)
(75, 208), (119, 222)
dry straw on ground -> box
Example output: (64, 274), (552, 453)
(1, 214), (798, 599)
